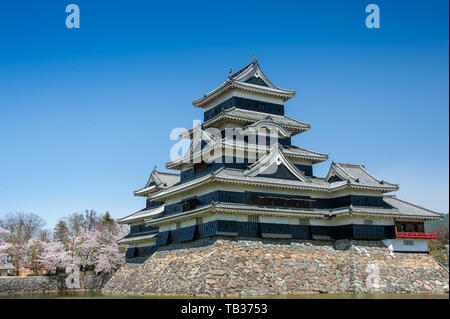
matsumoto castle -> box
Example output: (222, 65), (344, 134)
(118, 58), (441, 263)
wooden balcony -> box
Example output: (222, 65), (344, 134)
(396, 232), (438, 239)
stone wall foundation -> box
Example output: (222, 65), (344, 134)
(0, 274), (111, 295)
(103, 237), (449, 297)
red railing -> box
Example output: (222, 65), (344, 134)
(396, 232), (439, 239)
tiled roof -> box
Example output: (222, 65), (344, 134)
(118, 205), (165, 224)
(193, 59), (295, 108)
(145, 202), (330, 225)
(155, 172), (180, 187)
(326, 163), (399, 190)
(134, 169), (180, 197)
(151, 165), (399, 201)
(214, 168), (346, 191)
(146, 198), (442, 226)
(166, 136), (327, 170)
(383, 196), (442, 218)
(118, 233), (158, 244)
(282, 146), (328, 162)
(203, 107), (310, 134)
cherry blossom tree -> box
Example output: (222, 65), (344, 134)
(26, 237), (45, 269)
(73, 230), (99, 272)
(92, 220), (128, 274)
(72, 219), (129, 274)
(0, 226), (11, 262)
(2, 211), (130, 275)
(0, 212), (46, 268)
(94, 240), (125, 273)
(38, 241), (71, 271)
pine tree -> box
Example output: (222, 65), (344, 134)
(102, 211), (113, 223)
(53, 220), (70, 245)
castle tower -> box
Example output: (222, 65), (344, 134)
(118, 59), (442, 263)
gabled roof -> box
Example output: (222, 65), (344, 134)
(325, 162), (399, 190)
(134, 167), (180, 197)
(228, 57), (281, 89)
(184, 124), (216, 157)
(244, 146), (311, 182)
(180, 107), (310, 138)
(165, 136), (328, 170)
(192, 59), (296, 108)
(151, 165), (399, 201)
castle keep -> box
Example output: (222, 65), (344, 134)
(118, 58), (442, 264)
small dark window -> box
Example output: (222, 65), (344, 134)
(194, 163), (209, 174)
(182, 198), (198, 212)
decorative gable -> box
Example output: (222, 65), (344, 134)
(256, 161), (300, 180)
(231, 59), (277, 89)
(244, 146), (310, 182)
(245, 76), (269, 87)
(193, 58), (296, 108)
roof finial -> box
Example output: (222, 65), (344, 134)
(252, 53), (257, 63)
(228, 67), (232, 78)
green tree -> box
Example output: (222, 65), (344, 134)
(102, 211), (113, 223)
(53, 220), (70, 245)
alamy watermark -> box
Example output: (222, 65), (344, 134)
(62, 4), (379, 31)
(169, 122), (281, 172)
(65, 264), (80, 289)
(365, 4), (380, 29)
(365, 263), (381, 291)
(65, 4), (80, 29)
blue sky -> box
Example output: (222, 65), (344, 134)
(0, 0), (448, 231)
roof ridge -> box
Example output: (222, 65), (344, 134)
(335, 162), (365, 168)
(156, 171), (180, 176)
(229, 60), (255, 79)
(284, 145), (328, 156)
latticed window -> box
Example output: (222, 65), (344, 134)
(299, 219), (310, 225)
(364, 220), (373, 225)
(403, 240), (414, 246)
(248, 215), (259, 223)
(252, 194), (310, 209)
